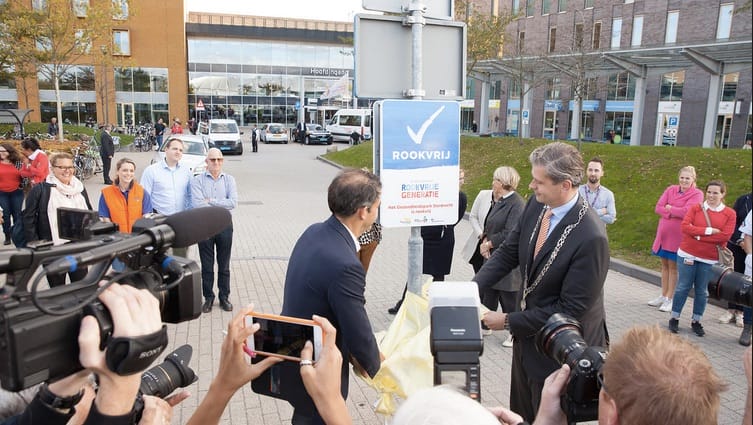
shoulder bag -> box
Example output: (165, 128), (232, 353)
(701, 204), (734, 268)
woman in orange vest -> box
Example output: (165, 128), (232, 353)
(99, 158), (152, 233)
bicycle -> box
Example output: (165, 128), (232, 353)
(72, 145), (96, 181)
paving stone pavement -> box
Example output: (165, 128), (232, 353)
(70, 140), (748, 424)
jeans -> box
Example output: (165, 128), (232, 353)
(0, 189), (24, 236)
(156, 134), (163, 150)
(671, 257), (711, 322)
(198, 224), (233, 301)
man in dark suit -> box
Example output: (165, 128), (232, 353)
(278, 168), (382, 424)
(99, 124), (115, 185)
(474, 142), (609, 422)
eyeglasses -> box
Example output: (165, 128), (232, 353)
(208, 158), (224, 162)
(53, 166), (76, 171)
(0, 150), (7, 153)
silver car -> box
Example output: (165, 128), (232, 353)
(260, 123), (289, 144)
(151, 135), (208, 175)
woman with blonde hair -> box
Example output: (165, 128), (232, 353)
(649, 166), (704, 312)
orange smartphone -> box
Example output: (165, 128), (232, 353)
(244, 312), (324, 362)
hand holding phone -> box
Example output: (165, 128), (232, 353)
(244, 312), (324, 362)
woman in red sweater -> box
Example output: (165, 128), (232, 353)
(669, 180), (736, 337)
(19, 137), (50, 186)
(0, 143), (23, 245)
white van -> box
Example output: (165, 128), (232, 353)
(325, 109), (372, 143)
(199, 119), (244, 155)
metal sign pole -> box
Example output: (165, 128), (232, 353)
(406, 0), (426, 295)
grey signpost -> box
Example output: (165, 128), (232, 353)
(358, 0), (464, 296)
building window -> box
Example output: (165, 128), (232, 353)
(574, 23), (584, 49)
(572, 77), (599, 100)
(605, 111), (632, 143)
(512, 0), (520, 14)
(721, 73), (738, 102)
(38, 65), (95, 91)
(518, 31), (525, 52)
(584, 0), (594, 7)
(665, 11), (679, 43)
(631, 16), (643, 47)
(592, 22), (601, 49)
(660, 71), (685, 101)
(112, 0), (129, 20)
(548, 27), (557, 52)
(509, 80), (521, 99)
(40, 102), (96, 125)
(32, 0), (46, 10)
(558, 0), (566, 12)
(546, 77), (560, 99)
(542, 0), (551, 15)
(607, 72), (636, 101)
(73, 0), (89, 17)
(112, 30), (130, 55)
(526, 0), (534, 17)
(611, 18), (622, 49)
(717, 3), (734, 39)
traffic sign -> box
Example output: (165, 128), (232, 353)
(196, 99), (205, 111)
(362, 0), (454, 20)
(377, 99), (460, 228)
(355, 14), (466, 100)
(522, 110), (529, 119)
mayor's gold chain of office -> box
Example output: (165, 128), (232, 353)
(520, 200), (589, 311)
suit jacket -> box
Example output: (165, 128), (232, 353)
(100, 131), (114, 158)
(482, 191), (525, 291)
(274, 215), (380, 416)
(474, 195), (609, 381)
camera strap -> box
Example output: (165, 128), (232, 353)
(106, 325), (168, 375)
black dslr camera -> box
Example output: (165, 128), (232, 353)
(707, 264), (752, 307)
(0, 206), (231, 392)
(536, 313), (607, 423)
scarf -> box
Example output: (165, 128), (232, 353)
(46, 174), (88, 245)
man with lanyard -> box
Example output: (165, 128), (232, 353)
(578, 156), (617, 225)
(139, 137), (192, 258)
(190, 148), (238, 313)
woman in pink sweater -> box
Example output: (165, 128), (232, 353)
(648, 166), (704, 312)
(668, 180), (736, 336)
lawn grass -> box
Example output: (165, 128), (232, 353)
(324, 137), (753, 271)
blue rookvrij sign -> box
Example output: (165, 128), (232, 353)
(378, 99), (461, 228)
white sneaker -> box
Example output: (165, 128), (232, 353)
(718, 311), (735, 323)
(648, 296), (665, 307)
(736, 311), (745, 328)
(482, 329), (493, 336)
(659, 298), (673, 312)
(502, 335), (514, 347)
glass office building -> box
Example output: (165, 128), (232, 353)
(187, 31), (356, 126)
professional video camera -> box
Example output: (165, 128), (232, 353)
(707, 264), (752, 307)
(0, 206), (231, 392)
(536, 313), (607, 423)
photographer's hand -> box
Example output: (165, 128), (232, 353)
(79, 283), (162, 418)
(300, 315), (351, 425)
(186, 305), (281, 425)
(533, 364), (569, 425)
(487, 406), (524, 425)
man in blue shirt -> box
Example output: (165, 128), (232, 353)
(190, 148), (238, 313)
(140, 137), (192, 258)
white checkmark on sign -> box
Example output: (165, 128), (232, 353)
(406, 105), (445, 145)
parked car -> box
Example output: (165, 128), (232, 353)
(151, 135), (208, 175)
(260, 123), (288, 144)
(294, 124), (333, 145)
(199, 119), (244, 155)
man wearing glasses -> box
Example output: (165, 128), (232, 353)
(190, 148), (238, 313)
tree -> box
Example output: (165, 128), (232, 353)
(2, 0), (131, 141)
(454, 0), (515, 73)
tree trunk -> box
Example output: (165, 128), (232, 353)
(53, 68), (64, 142)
